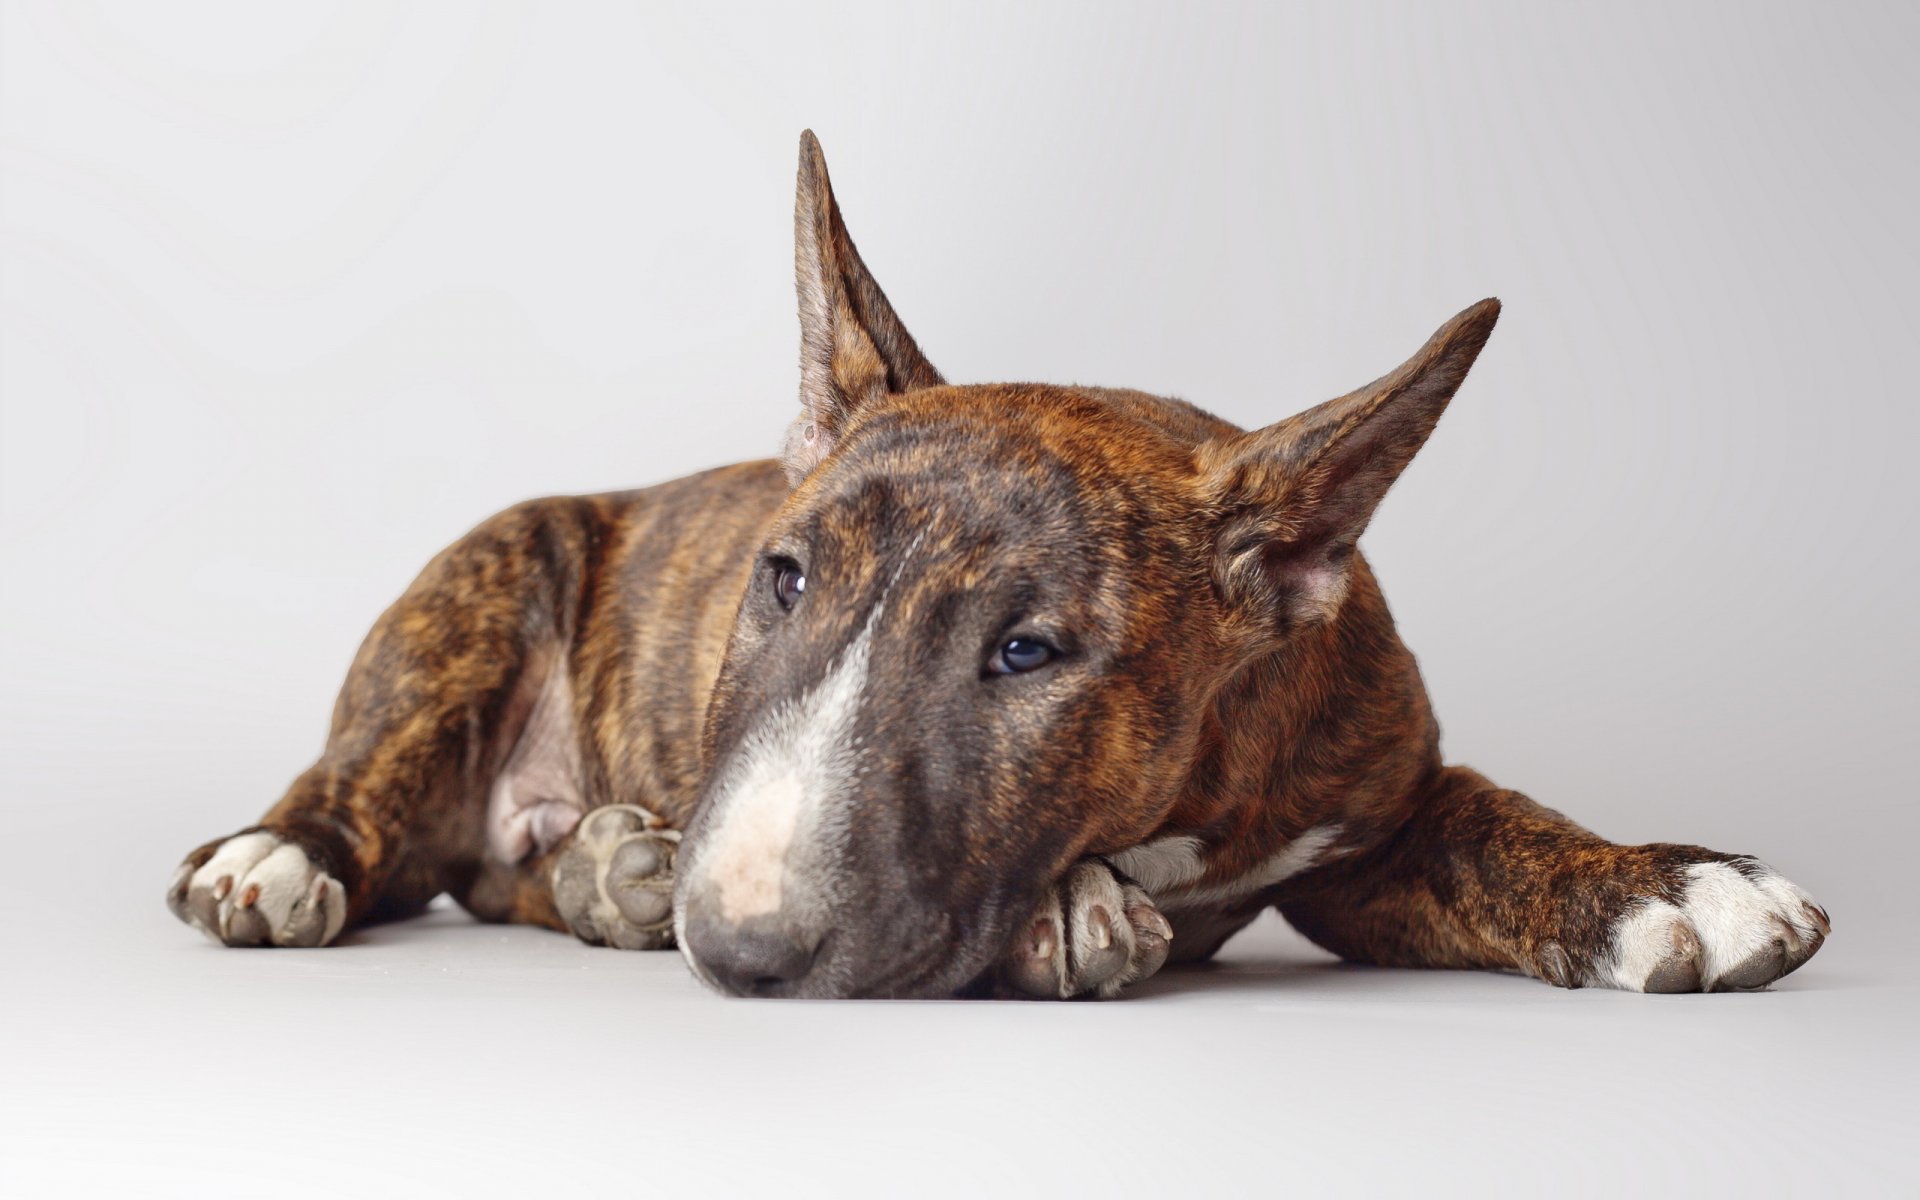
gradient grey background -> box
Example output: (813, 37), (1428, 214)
(3, 2), (1915, 1195)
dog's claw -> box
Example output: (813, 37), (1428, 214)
(1000, 858), (1173, 999)
(1804, 902), (1832, 938)
(1126, 899), (1174, 981)
(1132, 903), (1173, 943)
(1005, 915), (1064, 996)
(1088, 905), (1114, 951)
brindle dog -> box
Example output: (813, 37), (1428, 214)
(167, 133), (1829, 999)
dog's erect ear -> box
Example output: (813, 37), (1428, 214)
(782, 130), (944, 486)
(1198, 298), (1501, 630)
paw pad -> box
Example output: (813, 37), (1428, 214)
(551, 804), (679, 950)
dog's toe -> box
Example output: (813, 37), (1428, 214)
(1640, 921), (1704, 993)
(1001, 858), (1172, 999)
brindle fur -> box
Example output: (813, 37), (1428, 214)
(168, 132), (1826, 997)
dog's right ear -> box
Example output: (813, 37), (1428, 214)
(782, 131), (945, 486)
(1197, 299), (1501, 634)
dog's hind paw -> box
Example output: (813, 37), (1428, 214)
(1001, 858), (1173, 999)
(552, 804), (679, 950)
(167, 830), (347, 947)
(1584, 858), (1829, 992)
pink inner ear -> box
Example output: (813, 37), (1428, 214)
(781, 411), (835, 487)
(1266, 542), (1355, 626)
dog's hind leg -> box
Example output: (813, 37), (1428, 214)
(1275, 767), (1830, 992)
(166, 497), (615, 947)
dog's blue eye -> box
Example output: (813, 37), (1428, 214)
(990, 637), (1056, 675)
(773, 563), (806, 611)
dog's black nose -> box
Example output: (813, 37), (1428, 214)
(683, 910), (822, 997)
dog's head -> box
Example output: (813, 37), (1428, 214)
(674, 133), (1498, 997)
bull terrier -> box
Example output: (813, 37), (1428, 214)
(166, 132), (1829, 999)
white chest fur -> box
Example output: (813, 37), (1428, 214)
(1108, 824), (1348, 910)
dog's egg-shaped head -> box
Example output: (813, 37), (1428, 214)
(680, 383), (1227, 997)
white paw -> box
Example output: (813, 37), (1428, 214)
(1001, 858), (1174, 999)
(1594, 860), (1829, 992)
(167, 831), (347, 948)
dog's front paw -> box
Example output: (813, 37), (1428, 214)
(166, 830), (347, 947)
(1571, 857), (1829, 993)
(1001, 859), (1173, 999)
(551, 804), (679, 950)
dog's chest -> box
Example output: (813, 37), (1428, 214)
(486, 661), (588, 862)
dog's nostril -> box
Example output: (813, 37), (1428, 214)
(685, 911), (823, 997)
(714, 935), (819, 996)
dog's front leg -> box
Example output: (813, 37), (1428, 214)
(1277, 767), (1830, 992)
(166, 499), (600, 946)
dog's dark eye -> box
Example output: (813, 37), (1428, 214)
(989, 637), (1056, 675)
(772, 561), (807, 611)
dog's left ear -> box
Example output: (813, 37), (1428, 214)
(783, 130), (944, 486)
(1198, 298), (1501, 630)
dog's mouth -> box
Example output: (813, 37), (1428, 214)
(676, 870), (1017, 1000)
(840, 910), (1001, 1000)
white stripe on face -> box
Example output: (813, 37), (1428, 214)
(683, 606), (879, 928)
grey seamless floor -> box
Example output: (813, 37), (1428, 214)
(6, 832), (1914, 1198)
